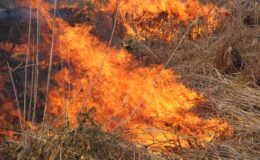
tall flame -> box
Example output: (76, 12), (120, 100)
(48, 24), (231, 148)
(0, 0), (231, 150)
(48, 10), (230, 150)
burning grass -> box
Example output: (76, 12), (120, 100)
(0, 0), (260, 159)
(0, 116), (165, 160)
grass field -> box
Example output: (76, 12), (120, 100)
(0, 0), (259, 159)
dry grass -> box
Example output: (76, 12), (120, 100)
(0, 124), (164, 160)
(126, 0), (260, 159)
(163, 1), (260, 159)
(0, 0), (260, 159)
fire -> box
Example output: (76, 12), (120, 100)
(99, 0), (227, 40)
(47, 22), (231, 149)
(0, 0), (232, 150)
(0, 70), (21, 141)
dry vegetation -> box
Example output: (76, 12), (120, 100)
(0, 0), (260, 159)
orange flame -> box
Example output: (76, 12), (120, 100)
(0, 0), (231, 150)
(98, 0), (227, 40)
(0, 72), (21, 141)
(48, 24), (231, 149)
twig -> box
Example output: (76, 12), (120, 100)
(24, 0), (32, 122)
(32, 0), (41, 123)
(6, 62), (23, 131)
(42, 0), (58, 129)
